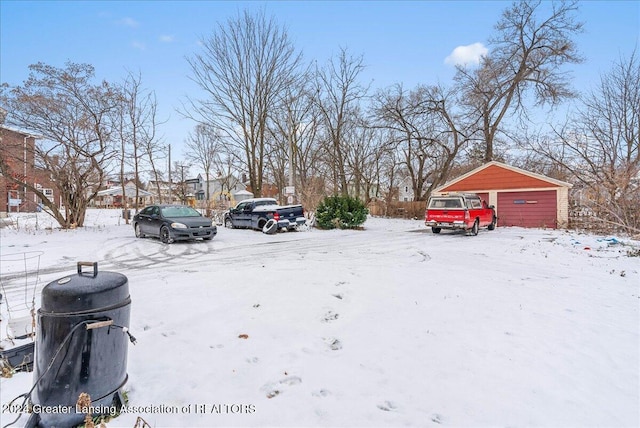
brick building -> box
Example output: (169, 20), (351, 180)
(0, 126), (59, 214)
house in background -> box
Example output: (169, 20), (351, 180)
(0, 125), (59, 214)
(434, 161), (573, 228)
(147, 180), (173, 204)
(190, 173), (248, 208)
(397, 177), (414, 202)
(233, 189), (254, 202)
(95, 180), (153, 208)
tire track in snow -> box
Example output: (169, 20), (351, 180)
(97, 228), (431, 272)
(0, 228), (434, 296)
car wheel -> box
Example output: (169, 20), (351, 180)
(134, 223), (145, 238)
(160, 226), (173, 244)
(224, 217), (234, 228)
(431, 227), (441, 234)
(469, 220), (479, 236)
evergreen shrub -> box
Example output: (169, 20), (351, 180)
(315, 195), (368, 230)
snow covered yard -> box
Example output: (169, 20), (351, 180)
(1, 210), (639, 427)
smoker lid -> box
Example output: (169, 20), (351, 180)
(40, 263), (129, 314)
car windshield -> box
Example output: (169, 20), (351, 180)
(161, 206), (201, 218)
(428, 198), (463, 209)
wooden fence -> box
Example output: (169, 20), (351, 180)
(367, 200), (426, 219)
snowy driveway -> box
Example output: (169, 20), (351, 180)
(1, 213), (639, 427)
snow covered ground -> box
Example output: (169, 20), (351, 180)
(1, 209), (638, 427)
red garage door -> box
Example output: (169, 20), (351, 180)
(497, 190), (557, 228)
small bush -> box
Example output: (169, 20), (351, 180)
(315, 195), (368, 230)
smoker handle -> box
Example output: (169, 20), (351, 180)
(77, 261), (98, 277)
(86, 319), (114, 330)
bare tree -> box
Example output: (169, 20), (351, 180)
(378, 137), (403, 214)
(267, 74), (319, 205)
(184, 124), (222, 215)
(372, 84), (471, 201)
(292, 102), (326, 209)
(0, 62), (118, 228)
(111, 71), (160, 222)
(171, 162), (191, 205)
(373, 85), (431, 201)
(456, 0), (583, 162)
(215, 146), (244, 207)
(270, 87), (326, 209)
(343, 114), (382, 201)
(186, 9), (303, 197)
(528, 50), (640, 233)
(144, 142), (168, 204)
(265, 110), (289, 202)
(315, 47), (369, 196)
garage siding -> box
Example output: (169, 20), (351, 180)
(443, 164), (555, 191)
(497, 190), (557, 228)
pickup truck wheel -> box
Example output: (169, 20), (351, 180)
(224, 217), (234, 228)
(469, 220), (479, 236)
(262, 219), (278, 235)
(488, 216), (497, 231)
(431, 227), (441, 234)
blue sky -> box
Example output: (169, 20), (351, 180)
(1, 1), (639, 159)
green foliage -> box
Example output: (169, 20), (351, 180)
(315, 195), (368, 230)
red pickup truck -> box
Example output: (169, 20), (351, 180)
(425, 193), (497, 235)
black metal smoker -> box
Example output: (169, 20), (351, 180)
(29, 262), (132, 428)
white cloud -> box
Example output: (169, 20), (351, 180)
(117, 17), (139, 28)
(444, 42), (488, 67)
(159, 35), (175, 43)
(131, 40), (146, 50)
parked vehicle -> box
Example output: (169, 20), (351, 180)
(224, 198), (306, 232)
(133, 205), (217, 243)
(425, 193), (496, 235)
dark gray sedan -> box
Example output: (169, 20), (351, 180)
(133, 205), (217, 243)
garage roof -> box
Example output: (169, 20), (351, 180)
(436, 161), (573, 192)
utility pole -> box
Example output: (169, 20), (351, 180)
(286, 111), (296, 205)
(289, 122), (294, 187)
(179, 165), (187, 204)
(168, 144), (172, 203)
